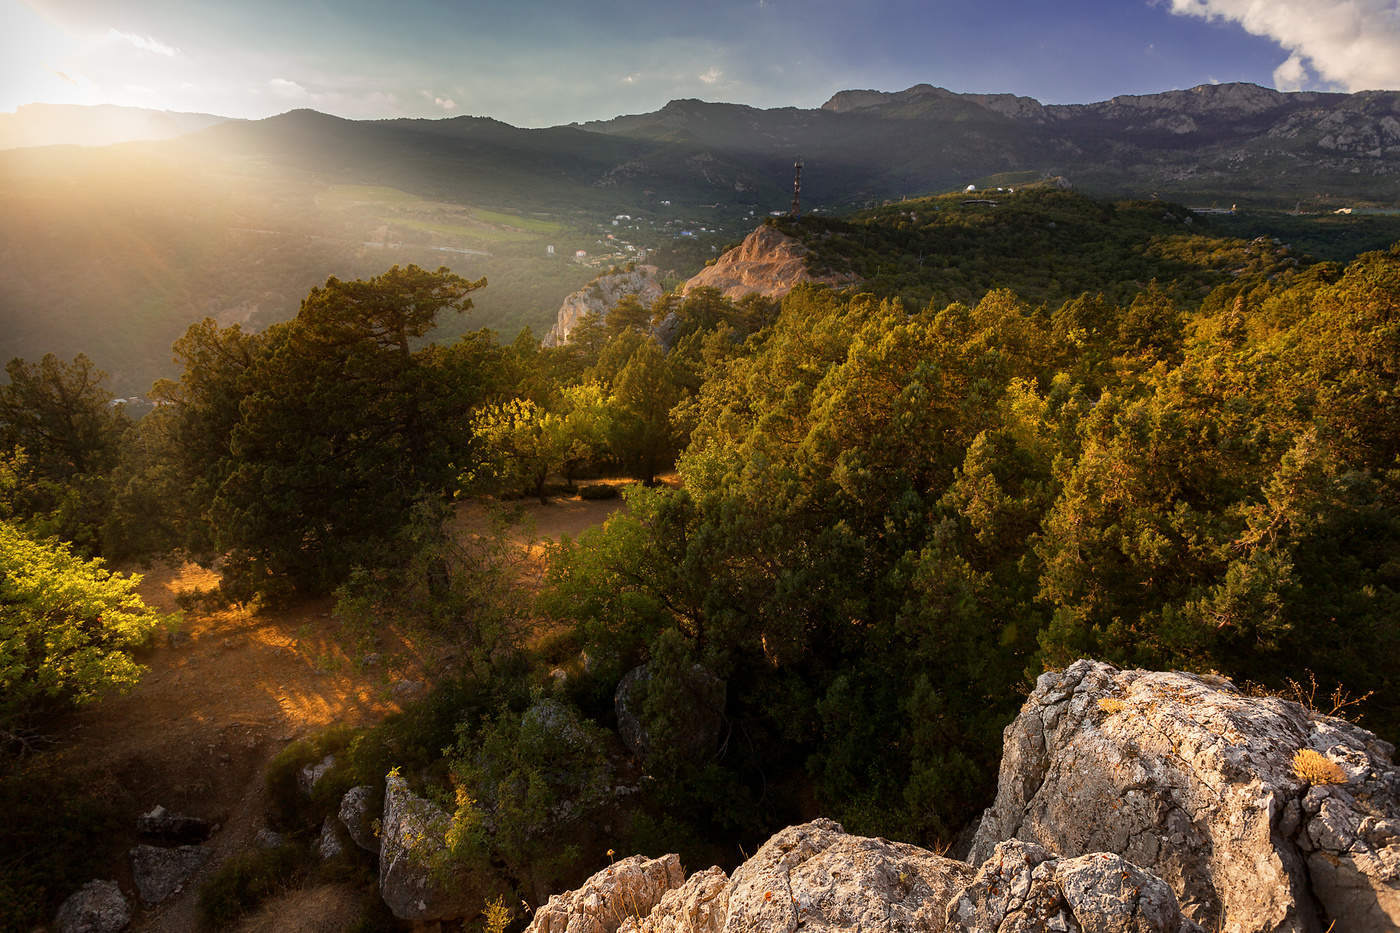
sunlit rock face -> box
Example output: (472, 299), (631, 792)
(681, 225), (858, 302)
(969, 659), (1400, 933)
(543, 265), (664, 348)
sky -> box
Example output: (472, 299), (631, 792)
(3, 0), (1399, 126)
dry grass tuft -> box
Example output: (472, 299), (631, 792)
(1292, 748), (1347, 786)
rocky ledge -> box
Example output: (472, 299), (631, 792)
(532, 660), (1399, 933)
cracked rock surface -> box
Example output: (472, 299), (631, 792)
(526, 853), (685, 933)
(968, 659), (1400, 933)
(947, 839), (1200, 933)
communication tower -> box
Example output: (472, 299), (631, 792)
(791, 159), (803, 217)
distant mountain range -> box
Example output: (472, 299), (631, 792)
(7, 82), (1397, 209)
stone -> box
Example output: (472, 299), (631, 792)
(718, 819), (971, 933)
(252, 827), (284, 849)
(136, 804), (212, 844)
(617, 867), (728, 933)
(391, 679), (426, 700)
(946, 839), (1201, 933)
(613, 663), (725, 763)
(969, 659), (1400, 933)
(55, 879), (130, 933)
(129, 844), (209, 905)
(317, 815), (347, 859)
(339, 784), (379, 852)
(526, 853), (685, 933)
(378, 772), (470, 921)
(297, 753), (335, 796)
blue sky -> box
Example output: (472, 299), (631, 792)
(4, 0), (1398, 125)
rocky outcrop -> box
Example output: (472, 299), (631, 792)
(680, 226), (857, 303)
(543, 820), (1194, 933)
(526, 853), (685, 933)
(543, 265), (663, 347)
(617, 866), (728, 933)
(55, 880), (130, 933)
(614, 663), (725, 763)
(338, 784), (378, 853)
(969, 659), (1400, 933)
(378, 773), (470, 921)
(948, 840), (1200, 933)
(716, 819), (972, 932)
(129, 844), (209, 905)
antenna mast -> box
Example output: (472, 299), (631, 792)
(791, 158), (803, 217)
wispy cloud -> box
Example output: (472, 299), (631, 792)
(106, 28), (179, 58)
(698, 66), (722, 85)
(50, 69), (77, 85)
(1166, 0), (1400, 92)
(418, 89), (457, 111)
(267, 77), (309, 100)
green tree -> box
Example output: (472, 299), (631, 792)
(0, 354), (127, 552)
(609, 340), (681, 485)
(0, 520), (170, 745)
(209, 265), (487, 598)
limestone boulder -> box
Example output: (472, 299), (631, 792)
(969, 659), (1400, 933)
(378, 773), (470, 921)
(718, 819), (971, 933)
(55, 880), (130, 933)
(338, 784), (379, 853)
(129, 844), (209, 905)
(297, 753), (335, 796)
(947, 839), (1201, 933)
(526, 853), (685, 933)
(618, 866), (729, 933)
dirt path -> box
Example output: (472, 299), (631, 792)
(40, 489), (630, 930)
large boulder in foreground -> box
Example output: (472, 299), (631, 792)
(55, 880), (130, 933)
(717, 819), (972, 933)
(969, 659), (1400, 933)
(526, 853), (685, 933)
(947, 839), (1200, 933)
(378, 773), (470, 921)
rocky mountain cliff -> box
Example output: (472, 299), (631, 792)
(542, 265), (664, 347)
(680, 225), (858, 301)
(526, 660), (1400, 933)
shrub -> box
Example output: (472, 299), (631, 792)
(1291, 748), (1347, 786)
(196, 844), (306, 929)
(579, 484), (621, 500)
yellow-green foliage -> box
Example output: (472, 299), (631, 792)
(1292, 748), (1347, 786)
(0, 519), (171, 727)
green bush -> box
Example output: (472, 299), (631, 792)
(579, 484), (621, 500)
(196, 844), (305, 929)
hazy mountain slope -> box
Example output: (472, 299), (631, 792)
(0, 103), (231, 150)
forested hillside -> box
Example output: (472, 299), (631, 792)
(4, 188), (1399, 930)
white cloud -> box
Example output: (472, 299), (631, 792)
(698, 66), (723, 85)
(106, 28), (179, 58)
(418, 89), (457, 111)
(622, 72), (640, 85)
(268, 77), (309, 100)
(1166, 0), (1400, 92)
